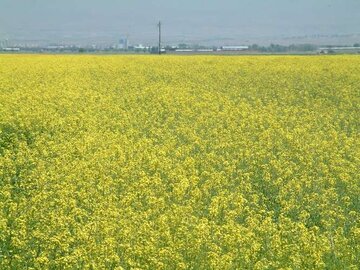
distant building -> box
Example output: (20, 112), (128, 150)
(318, 47), (360, 54)
(221, 46), (249, 51)
(118, 38), (128, 50)
(197, 49), (214, 52)
(133, 44), (151, 51)
(0, 39), (10, 48)
(46, 45), (65, 50)
(3, 47), (20, 51)
(175, 49), (194, 52)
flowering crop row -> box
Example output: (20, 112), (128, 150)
(0, 55), (359, 269)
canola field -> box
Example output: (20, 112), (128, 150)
(0, 55), (359, 269)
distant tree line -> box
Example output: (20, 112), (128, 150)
(249, 44), (318, 53)
(165, 43), (320, 53)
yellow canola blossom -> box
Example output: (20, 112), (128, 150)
(0, 55), (359, 269)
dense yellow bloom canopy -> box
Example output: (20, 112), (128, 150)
(0, 55), (359, 269)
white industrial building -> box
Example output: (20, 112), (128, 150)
(3, 47), (20, 51)
(221, 46), (249, 51)
(318, 47), (360, 54)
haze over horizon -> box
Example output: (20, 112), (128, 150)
(0, 0), (359, 45)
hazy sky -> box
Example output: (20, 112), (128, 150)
(0, 0), (359, 44)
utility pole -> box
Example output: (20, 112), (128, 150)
(158, 21), (162, 55)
